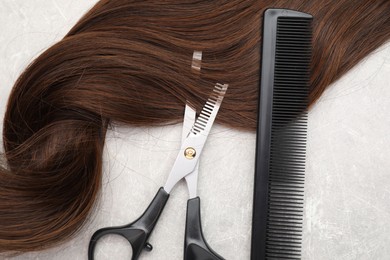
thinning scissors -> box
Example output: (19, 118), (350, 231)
(88, 83), (228, 260)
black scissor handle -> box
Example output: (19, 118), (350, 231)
(88, 187), (169, 260)
(184, 197), (225, 260)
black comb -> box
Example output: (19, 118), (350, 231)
(251, 9), (313, 260)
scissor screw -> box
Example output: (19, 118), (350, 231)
(184, 147), (196, 159)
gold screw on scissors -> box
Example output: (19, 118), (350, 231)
(184, 147), (196, 159)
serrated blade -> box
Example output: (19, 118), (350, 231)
(190, 83), (228, 136)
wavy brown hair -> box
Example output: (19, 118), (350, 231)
(1, 0), (390, 253)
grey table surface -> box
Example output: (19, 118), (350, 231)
(1, 1), (389, 259)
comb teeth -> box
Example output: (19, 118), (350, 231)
(191, 83), (228, 135)
(265, 16), (312, 259)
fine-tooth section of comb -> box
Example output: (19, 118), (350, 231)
(191, 83), (228, 135)
(251, 9), (312, 260)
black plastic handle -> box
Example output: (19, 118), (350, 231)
(184, 197), (225, 260)
(88, 187), (169, 260)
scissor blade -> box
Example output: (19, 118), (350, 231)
(163, 83), (228, 194)
(182, 104), (196, 143)
(183, 104), (198, 198)
(190, 83), (228, 137)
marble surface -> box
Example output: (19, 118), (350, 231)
(1, 1), (389, 259)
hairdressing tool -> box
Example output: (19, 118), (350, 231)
(251, 9), (312, 259)
(88, 83), (228, 260)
